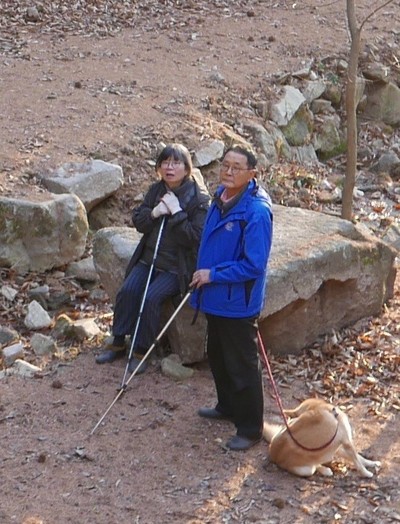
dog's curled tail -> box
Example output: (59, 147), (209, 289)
(262, 421), (282, 443)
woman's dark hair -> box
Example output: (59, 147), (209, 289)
(155, 143), (193, 174)
(224, 144), (257, 169)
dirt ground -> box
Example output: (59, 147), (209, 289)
(1, 1), (400, 523)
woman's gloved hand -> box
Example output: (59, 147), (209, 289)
(151, 200), (170, 219)
(162, 191), (182, 215)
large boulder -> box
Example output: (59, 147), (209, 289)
(0, 194), (88, 272)
(92, 206), (396, 360)
(261, 206), (396, 354)
(38, 159), (124, 212)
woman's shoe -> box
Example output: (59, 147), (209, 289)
(95, 343), (126, 364)
(128, 355), (148, 374)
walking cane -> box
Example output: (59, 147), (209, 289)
(119, 216), (166, 389)
(90, 290), (192, 435)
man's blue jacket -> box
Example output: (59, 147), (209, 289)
(191, 179), (273, 318)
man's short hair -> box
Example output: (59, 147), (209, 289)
(224, 144), (257, 169)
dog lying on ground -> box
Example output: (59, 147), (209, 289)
(263, 398), (381, 477)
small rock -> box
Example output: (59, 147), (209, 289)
(10, 359), (41, 378)
(52, 314), (74, 338)
(30, 333), (58, 356)
(67, 318), (100, 341)
(1, 342), (24, 368)
(0, 326), (19, 346)
(24, 301), (52, 330)
(66, 257), (99, 282)
(25, 6), (41, 22)
(161, 354), (194, 381)
(1, 285), (18, 301)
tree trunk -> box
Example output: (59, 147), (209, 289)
(342, 0), (361, 221)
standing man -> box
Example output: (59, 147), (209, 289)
(190, 144), (273, 451)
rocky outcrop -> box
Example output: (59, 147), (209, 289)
(92, 206), (397, 361)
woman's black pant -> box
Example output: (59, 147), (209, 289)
(113, 262), (180, 354)
(205, 314), (264, 439)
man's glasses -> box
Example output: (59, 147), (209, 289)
(160, 160), (184, 168)
(220, 163), (251, 176)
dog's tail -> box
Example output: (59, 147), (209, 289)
(262, 421), (282, 443)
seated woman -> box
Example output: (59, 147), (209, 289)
(95, 143), (211, 374)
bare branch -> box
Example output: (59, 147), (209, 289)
(360, 0), (396, 31)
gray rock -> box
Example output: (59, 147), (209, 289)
(30, 333), (58, 356)
(1, 285), (18, 301)
(291, 144), (319, 164)
(362, 63), (390, 82)
(92, 227), (142, 302)
(370, 151), (400, 178)
(24, 300), (52, 330)
(270, 86), (306, 126)
(193, 140), (225, 167)
(66, 256), (99, 282)
(364, 81), (400, 127)
(39, 160), (124, 212)
(0, 194), (88, 272)
(161, 354), (194, 381)
(66, 318), (100, 341)
(243, 121), (290, 166)
(260, 206), (396, 354)
(1, 342), (24, 367)
(0, 326), (19, 346)
(302, 80), (326, 104)
(9, 359), (41, 378)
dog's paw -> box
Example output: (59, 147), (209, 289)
(316, 465), (333, 477)
(362, 470), (374, 478)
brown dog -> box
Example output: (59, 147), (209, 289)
(263, 398), (380, 477)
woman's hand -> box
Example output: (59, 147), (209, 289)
(161, 192), (182, 215)
(191, 269), (211, 289)
(151, 200), (170, 219)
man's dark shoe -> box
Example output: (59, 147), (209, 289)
(198, 407), (232, 421)
(128, 355), (148, 375)
(95, 345), (126, 364)
(225, 435), (261, 451)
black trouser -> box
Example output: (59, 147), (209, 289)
(205, 314), (264, 439)
(113, 262), (180, 354)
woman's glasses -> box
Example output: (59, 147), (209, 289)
(160, 160), (184, 168)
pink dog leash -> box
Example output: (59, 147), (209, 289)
(257, 332), (339, 452)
